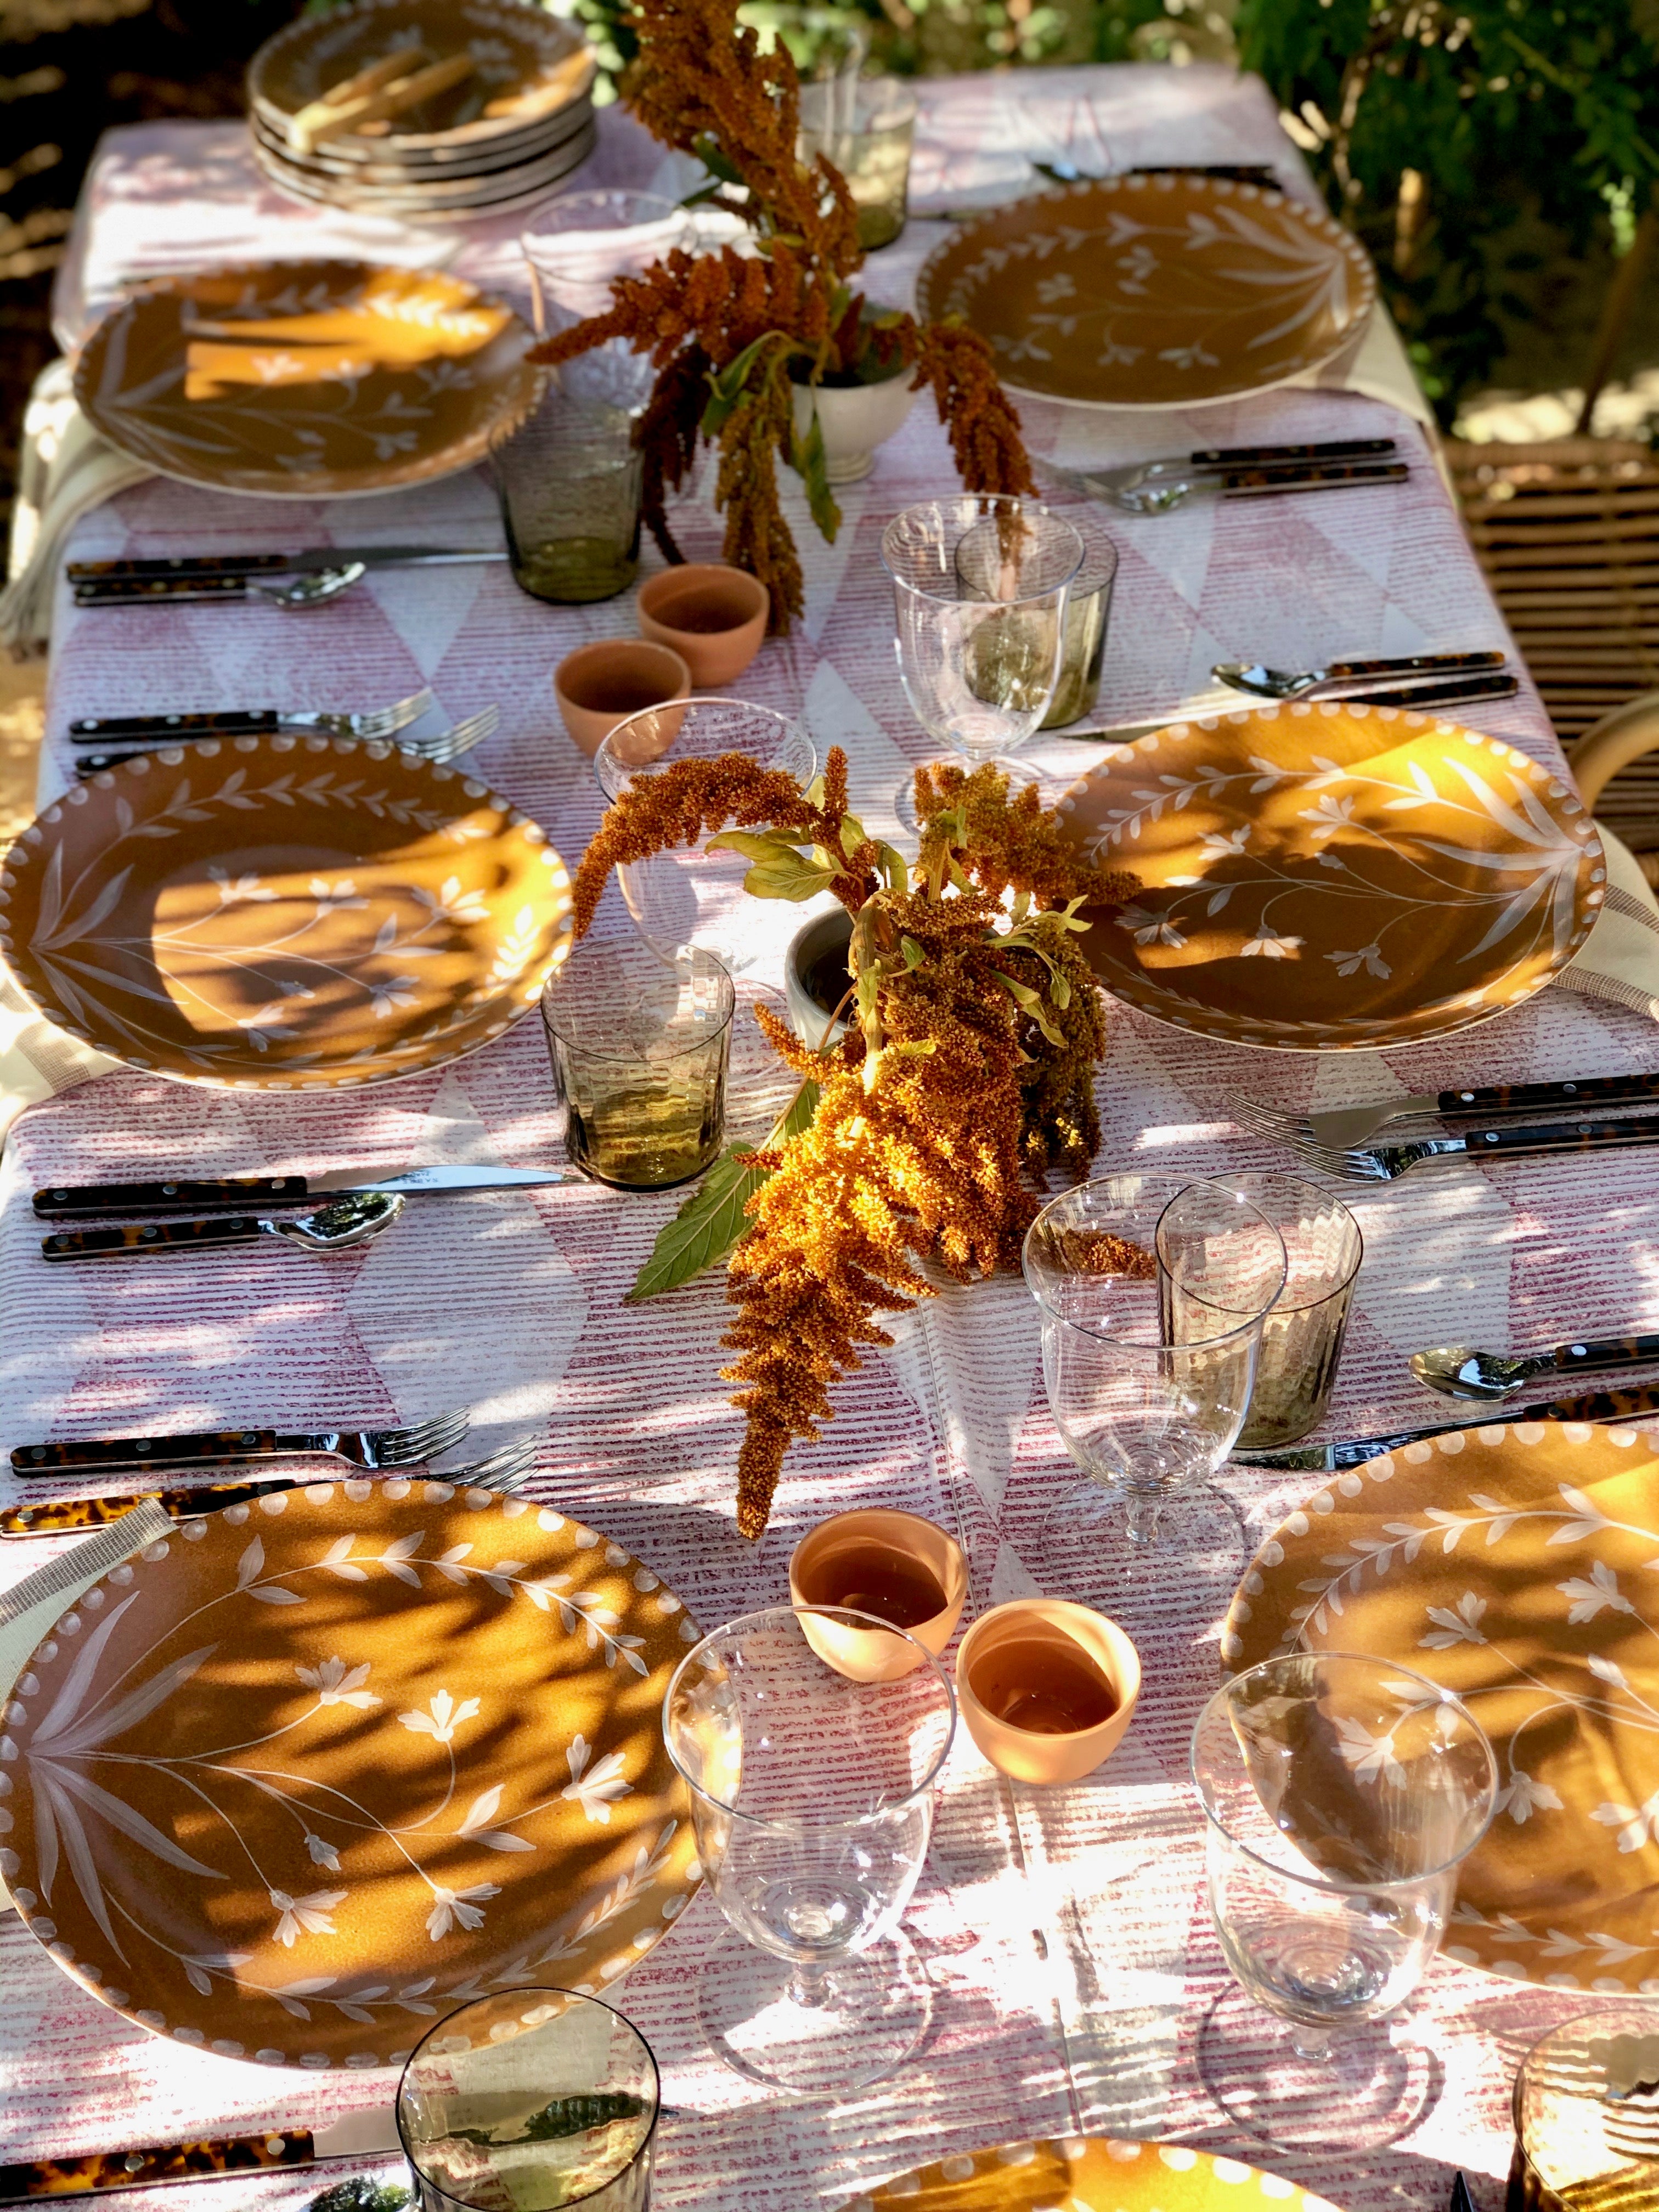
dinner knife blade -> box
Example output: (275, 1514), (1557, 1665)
(68, 547), (509, 583)
(33, 1166), (580, 1218)
(0, 1480), (311, 1536)
(1055, 672), (1518, 744)
(0, 2110), (400, 2200)
(1230, 1382), (1659, 1471)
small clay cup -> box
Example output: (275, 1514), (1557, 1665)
(554, 639), (690, 758)
(636, 563), (769, 688)
(955, 1599), (1140, 1785)
(789, 1508), (967, 1685)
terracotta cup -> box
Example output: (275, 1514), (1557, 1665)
(554, 639), (690, 758)
(636, 563), (769, 688)
(788, 1508), (967, 1685)
(955, 1599), (1140, 1785)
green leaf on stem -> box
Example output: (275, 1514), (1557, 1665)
(627, 1080), (822, 1300)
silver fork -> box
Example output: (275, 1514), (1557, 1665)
(75, 704), (499, 780)
(394, 702), (498, 765)
(444, 1435), (539, 1494)
(1238, 1074), (1659, 1154)
(1241, 1114), (1659, 1184)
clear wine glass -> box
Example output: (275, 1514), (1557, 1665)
(881, 495), (1082, 830)
(1021, 1175), (1285, 1559)
(592, 697), (815, 974)
(662, 1603), (956, 2095)
(521, 191), (695, 411)
(1192, 1652), (1498, 2061)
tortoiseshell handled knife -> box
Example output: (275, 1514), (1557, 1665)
(0, 2111), (399, 2199)
(34, 1165), (577, 1220)
(0, 1480), (345, 1537)
(1231, 1382), (1659, 1472)
(1218, 460), (1409, 498)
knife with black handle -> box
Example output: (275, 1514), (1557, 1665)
(33, 1165), (576, 1220)
(72, 710), (302, 742)
(1230, 1382), (1659, 1472)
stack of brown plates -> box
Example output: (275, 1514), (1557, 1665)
(247, 0), (597, 227)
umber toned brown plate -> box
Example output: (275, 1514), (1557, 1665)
(1223, 1421), (1659, 1993)
(915, 173), (1374, 409)
(832, 2137), (1342, 2212)
(247, 0), (595, 156)
(74, 263), (537, 499)
(1056, 702), (1605, 1050)
(0, 736), (573, 1090)
(0, 1486), (703, 2068)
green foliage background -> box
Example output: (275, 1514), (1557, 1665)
(1233, 0), (1659, 422)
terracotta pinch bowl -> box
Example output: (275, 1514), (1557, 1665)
(788, 1507), (967, 1684)
(554, 638), (690, 759)
(955, 1598), (1141, 1784)
(636, 563), (769, 689)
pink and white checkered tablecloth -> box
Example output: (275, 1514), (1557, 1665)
(5, 62), (1658, 2212)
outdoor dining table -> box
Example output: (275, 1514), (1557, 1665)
(3, 54), (1656, 2212)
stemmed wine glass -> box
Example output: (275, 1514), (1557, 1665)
(1192, 1652), (1498, 2062)
(881, 495), (1082, 830)
(593, 697), (815, 974)
(1022, 1175), (1286, 1564)
(662, 1603), (955, 2095)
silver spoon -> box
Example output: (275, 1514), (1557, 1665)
(1216, 653), (1507, 702)
(1410, 1331), (1659, 1402)
(250, 561), (368, 612)
(42, 1192), (405, 1262)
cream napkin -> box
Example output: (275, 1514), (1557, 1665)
(0, 958), (117, 1153)
(0, 359), (152, 655)
(1553, 825), (1659, 1022)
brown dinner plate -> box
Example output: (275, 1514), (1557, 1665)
(1056, 702), (1604, 1049)
(1224, 1420), (1659, 1992)
(915, 172), (1375, 410)
(74, 262), (538, 500)
(0, 1486), (703, 2067)
(0, 736), (574, 1090)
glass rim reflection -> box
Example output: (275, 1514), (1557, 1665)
(662, 1602), (957, 1831)
(881, 495), (1085, 611)
(1160, 1171), (1356, 1323)
(394, 1984), (661, 2212)
(1020, 1172), (1286, 1349)
(1190, 1650), (1500, 1893)
(521, 188), (687, 242)
(594, 695), (812, 803)
(539, 938), (735, 1052)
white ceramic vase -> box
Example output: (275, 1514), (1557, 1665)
(784, 906), (853, 1048)
(791, 371), (917, 484)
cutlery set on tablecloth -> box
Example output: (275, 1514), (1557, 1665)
(1229, 1068), (1659, 1465)
(26, 1163), (581, 1266)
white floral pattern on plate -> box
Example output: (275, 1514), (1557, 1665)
(75, 263), (537, 499)
(1223, 1420), (1659, 1990)
(1057, 701), (1604, 1050)
(915, 173), (1374, 410)
(0, 735), (574, 1090)
(0, 1486), (702, 2067)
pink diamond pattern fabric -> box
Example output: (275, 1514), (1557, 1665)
(3, 64), (1655, 2212)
